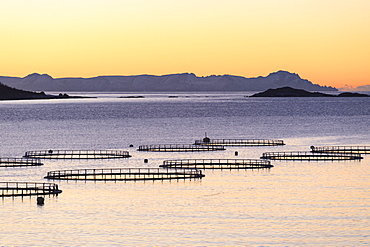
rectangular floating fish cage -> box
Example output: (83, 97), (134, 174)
(0, 182), (62, 197)
(194, 139), (285, 146)
(311, 146), (370, 154)
(261, 151), (363, 161)
(160, 159), (273, 169)
(0, 158), (43, 167)
(24, 150), (131, 159)
(137, 144), (225, 152)
(44, 168), (205, 181)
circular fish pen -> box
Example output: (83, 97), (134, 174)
(261, 151), (363, 161)
(160, 159), (273, 169)
(137, 144), (225, 152)
(24, 150), (131, 159)
(194, 138), (285, 146)
(0, 182), (62, 197)
(44, 168), (205, 181)
(0, 158), (43, 167)
(311, 145), (370, 154)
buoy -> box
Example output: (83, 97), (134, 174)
(144, 159), (148, 163)
(203, 137), (210, 143)
(129, 144), (134, 147)
(203, 132), (210, 143)
(37, 197), (45, 205)
(235, 151), (239, 156)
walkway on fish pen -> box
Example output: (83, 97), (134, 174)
(194, 139), (285, 146)
(44, 168), (205, 181)
(160, 159), (273, 169)
(24, 150), (131, 159)
(137, 144), (225, 152)
(0, 158), (43, 167)
(311, 146), (370, 154)
(0, 182), (62, 197)
(261, 151), (363, 161)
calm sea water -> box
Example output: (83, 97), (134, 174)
(1, 93), (369, 246)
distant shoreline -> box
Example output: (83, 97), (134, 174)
(2, 82), (369, 101)
(250, 87), (369, 97)
(0, 82), (94, 101)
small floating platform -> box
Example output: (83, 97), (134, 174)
(194, 139), (285, 146)
(160, 159), (273, 169)
(261, 151), (363, 161)
(0, 158), (43, 167)
(44, 168), (205, 181)
(24, 149), (131, 159)
(137, 144), (225, 152)
(0, 182), (62, 197)
(311, 145), (370, 154)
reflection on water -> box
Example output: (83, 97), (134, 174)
(1, 94), (369, 246)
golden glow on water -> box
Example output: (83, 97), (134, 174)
(1, 96), (369, 245)
(1, 156), (369, 245)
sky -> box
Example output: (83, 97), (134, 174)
(1, 0), (370, 89)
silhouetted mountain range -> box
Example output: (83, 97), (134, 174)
(0, 71), (336, 92)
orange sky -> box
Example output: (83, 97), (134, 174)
(1, 0), (369, 88)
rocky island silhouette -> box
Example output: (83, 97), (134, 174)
(0, 82), (91, 100)
(250, 87), (369, 97)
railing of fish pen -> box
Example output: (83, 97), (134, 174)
(160, 159), (273, 169)
(194, 139), (285, 146)
(44, 168), (205, 181)
(137, 144), (225, 152)
(0, 182), (62, 197)
(0, 158), (43, 167)
(24, 150), (131, 159)
(311, 146), (370, 154)
(261, 151), (363, 161)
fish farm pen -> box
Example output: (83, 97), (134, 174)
(0, 182), (62, 197)
(194, 139), (285, 146)
(311, 146), (370, 154)
(0, 158), (43, 167)
(261, 151), (363, 161)
(160, 159), (273, 169)
(44, 168), (205, 181)
(137, 144), (225, 152)
(24, 150), (131, 159)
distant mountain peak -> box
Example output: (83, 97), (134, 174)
(24, 73), (54, 79)
(267, 70), (301, 79)
(270, 70), (297, 75)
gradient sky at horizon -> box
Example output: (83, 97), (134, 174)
(1, 0), (369, 88)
